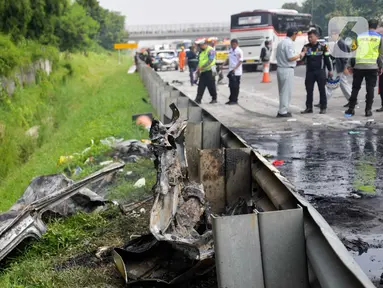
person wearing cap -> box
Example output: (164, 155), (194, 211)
(179, 46), (186, 72)
(346, 19), (383, 117)
(276, 27), (306, 117)
(194, 39), (217, 104)
(323, 27), (352, 108)
(300, 29), (333, 115)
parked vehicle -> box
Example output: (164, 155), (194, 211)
(230, 9), (318, 70)
(215, 41), (230, 65)
(152, 50), (179, 71)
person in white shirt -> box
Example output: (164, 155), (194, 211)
(224, 39), (243, 105)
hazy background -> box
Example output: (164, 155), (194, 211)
(98, 0), (303, 26)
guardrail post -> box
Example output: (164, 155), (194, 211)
(225, 148), (252, 207)
(199, 149), (225, 213)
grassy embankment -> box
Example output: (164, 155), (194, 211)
(0, 53), (157, 287)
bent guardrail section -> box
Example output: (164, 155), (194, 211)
(136, 60), (375, 288)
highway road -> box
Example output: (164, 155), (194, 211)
(158, 67), (383, 286)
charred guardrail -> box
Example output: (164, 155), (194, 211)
(136, 60), (375, 288)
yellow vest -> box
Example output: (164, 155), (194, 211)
(198, 46), (216, 72)
(355, 31), (381, 65)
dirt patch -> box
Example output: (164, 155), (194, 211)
(55, 252), (110, 271)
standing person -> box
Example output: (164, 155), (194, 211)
(376, 26), (383, 112)
(224, 39), (243, 105)
(179, 47), (186, 72)
(276, 27), (306, 117)
(186, 45), (198, 86)
(194, 39), (217, 104)
(301, 29), (333, 115)
(145, 49), (153, 68)
(260, 40), (272, 63)
(345, 19), (383, 117)
(321, 28), (352, 108)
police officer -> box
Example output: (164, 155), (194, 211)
(301, 29), (333, 114)
(346, 19), (383, 117)
(194, 39), (217, 104)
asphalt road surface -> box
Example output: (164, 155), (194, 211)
(158, 66), (383, 286)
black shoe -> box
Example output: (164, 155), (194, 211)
(194, 99), (201, 104)
(301, 108), (313, 114)
(225, 101), (237, 105)
(320, 109), (327, 114)
(345, 108), (355, 115)
(210, 100), (217, 104)
(365, 110), (373, 117)
(314, 103), (321, 108)
(344, 102), (358, 108)
(376, 107), (383, 112)
(277, 112), (292, 118)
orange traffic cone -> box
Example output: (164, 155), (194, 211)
(261, 62), (271, 83)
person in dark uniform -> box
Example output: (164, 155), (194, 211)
(301, 29), (333, 114)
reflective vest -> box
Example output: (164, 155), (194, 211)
(355, 31), (381, 65)
(198, 46), (216, 72)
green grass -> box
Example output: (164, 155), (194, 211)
(0, 206), (151, 288)
(0, 51), (159, 287)
(0, 52), (153, 211)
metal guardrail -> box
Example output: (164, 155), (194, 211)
(136, 60), (375, 288)
(127, 23), (230, 35)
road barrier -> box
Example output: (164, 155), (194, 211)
(136, 60), (375, 288)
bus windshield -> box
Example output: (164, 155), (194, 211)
(231, 12), (271, 29)
(272, 14), (311, 34)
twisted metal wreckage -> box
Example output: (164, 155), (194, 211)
(112, 103), (217, 286)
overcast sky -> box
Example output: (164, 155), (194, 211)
(98, 0), (303, 26)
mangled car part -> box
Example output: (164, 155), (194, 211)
(112, 104), (214, 285)
(112, 234), (214, 286)
(148, 103), (213, 260)
(0, 162), (124, 262)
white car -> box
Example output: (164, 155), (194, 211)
(152, 50), (179, 72)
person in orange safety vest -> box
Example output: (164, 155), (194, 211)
(179, 46), (186, 72)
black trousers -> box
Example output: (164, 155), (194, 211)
(379, 73), (383, 106)
(196, 70), (217, 101)
(229, 75), (241, 103)
(349, 69), (378, 111)
(305, 69), (327, 109)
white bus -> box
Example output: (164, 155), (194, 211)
(230, 9), (313, 70)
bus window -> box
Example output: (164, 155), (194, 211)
(272, 14), (311, 34)
(231, 13), (271, 29)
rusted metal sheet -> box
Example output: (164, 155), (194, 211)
(202, 121), (221, 149)
(258, 207), (309, 288)
(225, 148), (252, 207)
(212, 214), (265, 288)
(185, 123), (202, 181)
(199, 149), (225, 213)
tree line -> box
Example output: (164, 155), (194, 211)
(0, 0), (126, 52)
(282, 0), (383, 36)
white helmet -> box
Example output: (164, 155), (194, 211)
(195, 38), (206, 45)
(326, 76), (340, 90)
